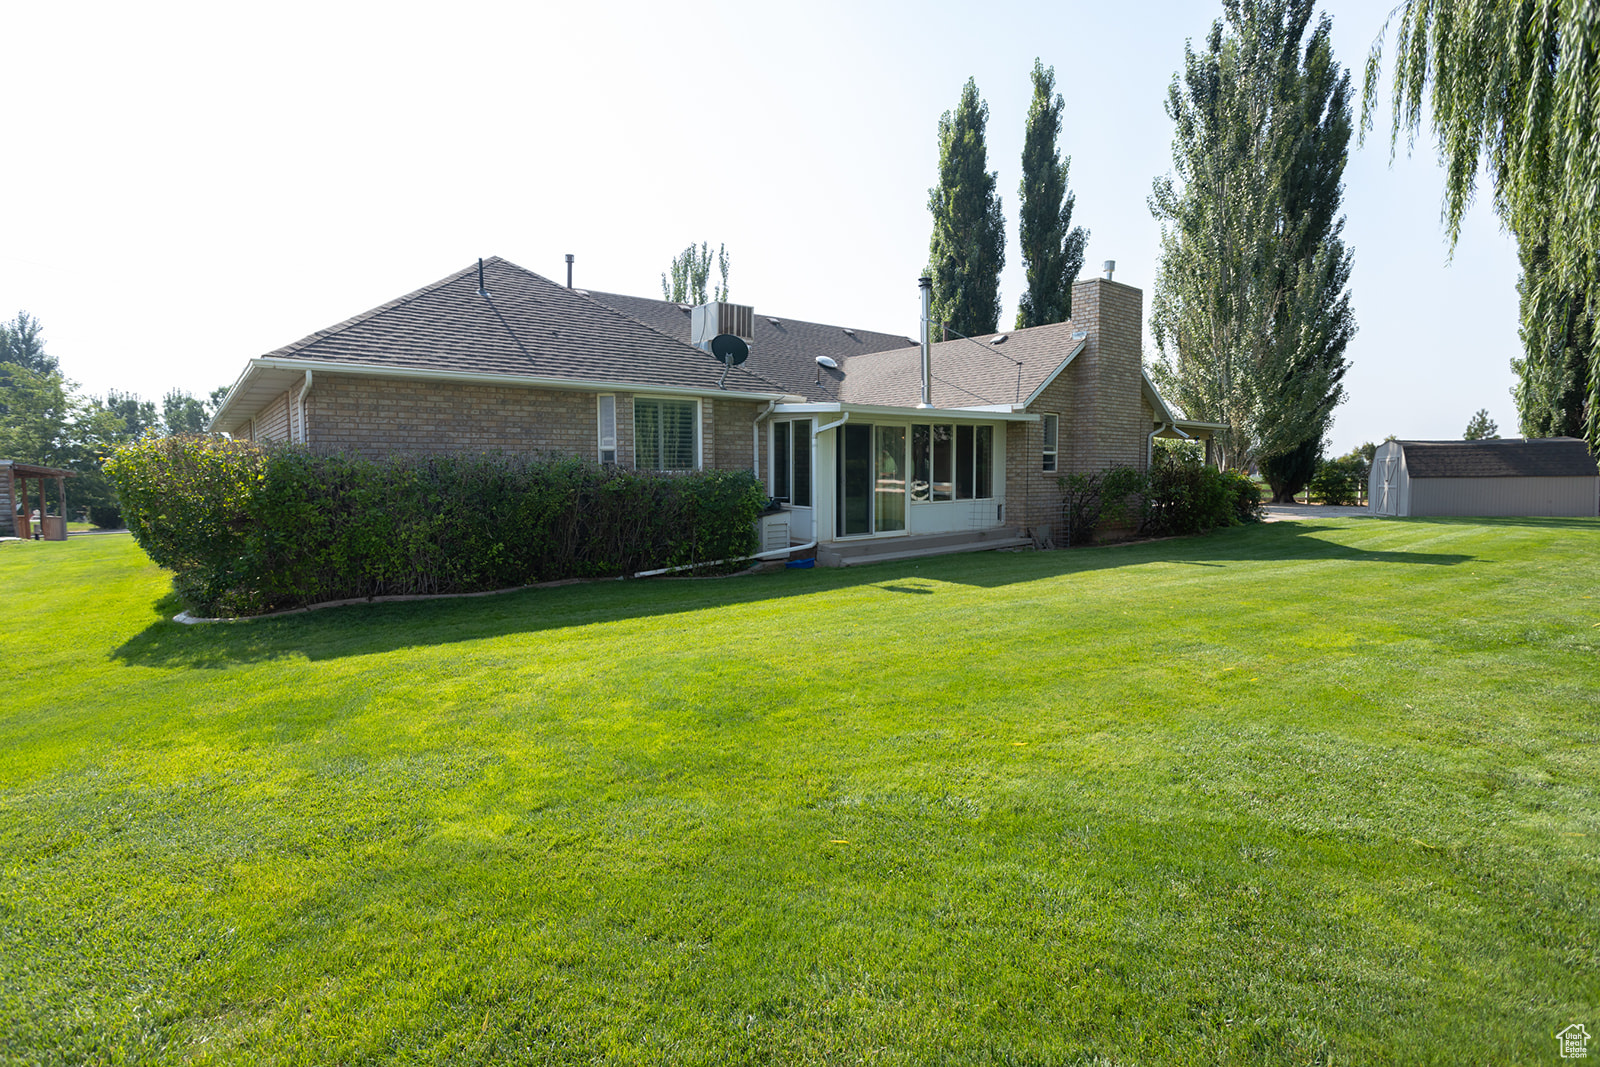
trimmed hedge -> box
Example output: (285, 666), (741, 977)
(106, 437), (767, 617)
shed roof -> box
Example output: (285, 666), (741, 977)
(1400, 438), (1599, 478)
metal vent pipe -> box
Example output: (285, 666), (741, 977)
(918, 275), (933, 408)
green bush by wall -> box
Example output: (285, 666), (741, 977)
(106, 437), (766, 617)
(1058, 451), (1263, 543)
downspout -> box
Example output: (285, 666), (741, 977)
(918, 276), (933, 408)
(752, 399), (777, 478)
(633, 412), (849, 578)
(296, 370), (314, 445)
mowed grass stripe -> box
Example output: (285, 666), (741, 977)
(1, 520), (1596, 1064)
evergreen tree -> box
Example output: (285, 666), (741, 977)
(1367, 0), (1600, 449)
(660, 243), (729, 304)
(1149, 0), (1354, 475)
(0, 311), (56, 375)
(927, 77), (1006, 338)
(1016, 60), (1088, 329)
(1463, 408), (1499, 440)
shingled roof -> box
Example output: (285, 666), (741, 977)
(254, 257), (787, 396)
(584, 289), (916, 402)
(837, 321), (1086, 408)
(1400, 438), (1599, 478)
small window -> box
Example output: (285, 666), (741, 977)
(1042, 413), (1059, 472)
(635, 397), (698, 471)
(771, 420), (812, 506)
(597, 395), (617, 464)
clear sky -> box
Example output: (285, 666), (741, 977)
(2, 0), (1519, 456)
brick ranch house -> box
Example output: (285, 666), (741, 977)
(210, 257), (1219, 564)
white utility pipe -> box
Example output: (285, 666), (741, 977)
(752, 399), (777, 477)
(296, 370), (314, 444)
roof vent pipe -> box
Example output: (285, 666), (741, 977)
(1102, 259), (1116, 281)
(918, 275), (933, 408)
(477, 258), (488, 297)
(565, 254), (574, 288)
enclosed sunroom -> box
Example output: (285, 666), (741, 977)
(767, 403), (1034, 551)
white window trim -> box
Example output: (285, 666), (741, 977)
(597, 394), (617, 464)
(633, 395), (702, 472)
(1042, 412), (1059, 472)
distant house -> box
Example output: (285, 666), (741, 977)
(1369, 438), (1599, 517)
(210, 257), (1218, 563)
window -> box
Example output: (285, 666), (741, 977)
(771, 419), (812, 506)
(634, 397), (698, 470)
(912, 423), (996, 500)
(1041, 413), (1059, 472)
(597, 395), (617, 464)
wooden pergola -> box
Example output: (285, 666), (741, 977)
(2, 460), (76, 541)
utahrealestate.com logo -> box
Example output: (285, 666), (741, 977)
(1559, 1024), (1591, 1059)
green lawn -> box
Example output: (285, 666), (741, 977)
(1, 520), (1596, 1065)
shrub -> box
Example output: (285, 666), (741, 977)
(1144, 451), (1263, 536)
(106, 437), (767, 617)
(87, 504), (123, 529)
(1059, 454), (1262, 544)
(1309, 456), (1364, 506)
(1058, 466), (1145, 544)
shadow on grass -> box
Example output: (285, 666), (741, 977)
(110, 520), (1478, 669)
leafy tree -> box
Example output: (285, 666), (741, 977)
(1259, 435), (1322, 503)
(927, 77), (1006, 338)
(660, 243), (729, 304)
(91, 389), (159, 440)
(0, 364), (75, 467)
(1364, 0), (1600, 448)
(1150, 0), (1353, 475)
(0, 311), (57, 375)
(207, 385), (232, 420)
(1512, 231), (1592, 439)
(1463, 408), (1499, 440)
(163, 389), (211, 435)
(1016, 59), (1088, 329)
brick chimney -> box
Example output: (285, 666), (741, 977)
(1063, 276), (1148, 473)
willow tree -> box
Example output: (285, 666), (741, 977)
(1150, 0), (1353, 475)
(1016, 59), (1088, 329)
(1365, 0), (1600, 447)
(927, 78), (1006, 338)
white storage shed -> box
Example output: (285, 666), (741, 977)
(1369, 437), (1599, 517)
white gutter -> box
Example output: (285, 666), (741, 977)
(752, 399), (777, 477)
(295, 370), (313, 444)
(772, 401), (1037, 422)
(211, 356), (797, 432)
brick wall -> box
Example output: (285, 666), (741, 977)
(1006, 278), (1152, 538)
(300, 374), (763, 471)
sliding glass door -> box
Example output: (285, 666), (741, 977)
(837, 422), (907, 536)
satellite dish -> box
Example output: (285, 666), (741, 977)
(710, 334), (749, 366)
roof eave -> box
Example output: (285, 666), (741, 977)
(772, 400), (1039, 422)
(210, 357), (799, 434)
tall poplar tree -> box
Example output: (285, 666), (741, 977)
(927, 78), (1005, 338)
(1149, 0), (1353, 477)
(1016, 59), (1088, 329)
(660, 243), (729, 304)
